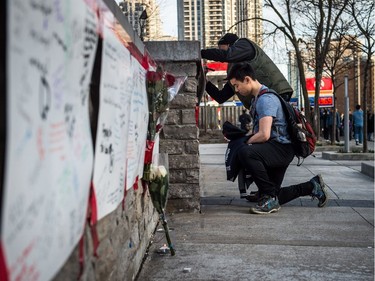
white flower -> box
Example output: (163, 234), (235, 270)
(157, 165), (167, 178)
(149, 165), (167, 180)
(150, 164), (157, 181)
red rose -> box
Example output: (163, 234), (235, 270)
(146, 71), (163, 82)
(165, 73), (175, 87)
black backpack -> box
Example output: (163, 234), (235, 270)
(259, 89), (317, 165)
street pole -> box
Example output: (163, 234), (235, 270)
(344, 75), (350, 153)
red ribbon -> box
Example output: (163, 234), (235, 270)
(89, 182), (99, 257)
(0, 242), (8, 281)
(144, 140), (155, 164)
(132, 176), (139, 190)
(155, 124), (163, 133)
(122, 185), (128, 210)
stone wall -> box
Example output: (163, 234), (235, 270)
(145, 41), (201, 212)
(53, 187), (158, 281)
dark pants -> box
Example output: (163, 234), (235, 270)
(238, 140), (294, 197)
(278, 181), (313, 205)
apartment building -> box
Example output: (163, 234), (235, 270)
(178, 0), (263, 48)
(235, 0), (262, 45)
(177, 0), (203, 42)
(119, 0), (163, 41)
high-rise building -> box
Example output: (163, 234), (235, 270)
(178, 0), (263, 48)
(119, 0), (163, 41)
(202, 0), (236, 48)
(234, 0), (262, 45)
(177, 0), (203, 42)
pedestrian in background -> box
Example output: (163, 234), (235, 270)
(349, 109), (353, 140)
(353, 104), (364, 145)
(238, 108), (251, 131)
(367, 111), (374, 141)
(322, 108), (329, 140)
(327, 108), (340, 143)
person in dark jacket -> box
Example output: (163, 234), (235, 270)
(201, 33), (293, 109)
(367, 112), (374, 141)
(238, 109), (251, 131)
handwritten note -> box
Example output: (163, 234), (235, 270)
(2, 1), (98, 280)
(92, 12), (133, 220)
(125, 60), (148, 190)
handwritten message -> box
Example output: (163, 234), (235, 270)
(125, 59), (148, 190)
(2, 1), (98, 280)
(92, 12), (133, 220)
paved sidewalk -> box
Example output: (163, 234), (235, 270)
(137, 144), (374, 281)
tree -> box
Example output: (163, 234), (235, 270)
(295, 0), (349, 139)
(348, 0), (375, 152)
(262, 0), (349, 139)
(322, 20), (355, 144)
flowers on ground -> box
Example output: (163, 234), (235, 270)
(148, 164), (168, 214)
(142, 66), (184, 256)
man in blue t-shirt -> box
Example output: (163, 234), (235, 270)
(226, 62), (328, 214)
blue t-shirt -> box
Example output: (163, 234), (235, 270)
(252, 87), (291, 144)
(353, 109), (364, 127)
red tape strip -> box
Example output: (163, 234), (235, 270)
(0, 242), (9, 281)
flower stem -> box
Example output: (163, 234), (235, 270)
(160, 213), (175, 256)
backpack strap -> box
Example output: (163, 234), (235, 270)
(258, 88), (306, 165)
(258, 88), (296, 127)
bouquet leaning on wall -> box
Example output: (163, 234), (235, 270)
(143, 66), (186, 256)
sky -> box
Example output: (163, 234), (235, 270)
(158, 0), (178, 37)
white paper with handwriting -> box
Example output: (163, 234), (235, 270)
(2, 1), (98, 280)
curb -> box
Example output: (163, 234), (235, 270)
(322, 151), (374, 160)
(361, 162), (375, 178)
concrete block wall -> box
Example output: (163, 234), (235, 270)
(145, 41), (201, 212)
(53, 187), (158, 281)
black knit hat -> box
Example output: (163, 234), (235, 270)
(218, 33), (239, 45)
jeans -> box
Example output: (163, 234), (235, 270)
(238, 140), (294, 197)
(354, 125), (363, 143)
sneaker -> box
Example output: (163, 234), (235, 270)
(249, 195), (280, 214)
(310, 174), (328, 207)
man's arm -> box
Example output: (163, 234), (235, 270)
(205, 81), (235, 104)
(201, 39), (255, 62)
(247, 116), (272, 144)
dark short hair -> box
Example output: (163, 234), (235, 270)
(218, 33), (239, 46)
(356, 104), (361, 110)
(226, 62), (257, 81)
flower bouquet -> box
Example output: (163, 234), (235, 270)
(148, 154), (175, 255)
(143, 66), (185, 255)
(144, 66), (174, 182)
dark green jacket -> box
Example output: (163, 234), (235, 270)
(201, 38), (293, 108)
